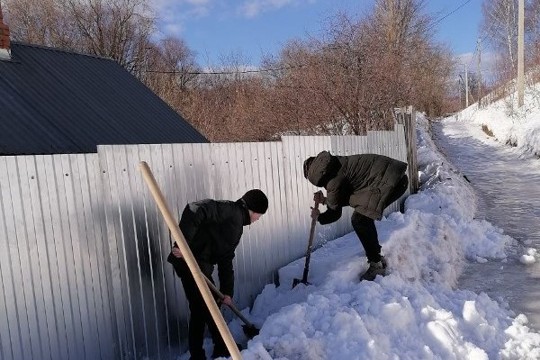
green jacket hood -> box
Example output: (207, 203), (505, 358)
(304, 151), (341, 187)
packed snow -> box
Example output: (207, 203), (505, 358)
(455, 83), (540, 157)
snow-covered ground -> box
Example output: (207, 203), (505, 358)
(182, 88), (540, 359)
(456, 83), (540, 157)
(431, 80), (540, 334)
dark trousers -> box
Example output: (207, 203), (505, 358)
(351, 174), (408, 262)
(172, 260), (226, 360)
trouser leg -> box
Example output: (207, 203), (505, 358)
(182, 268), (227, 358)
(351, 211), (381, 262)
(174, 260), (208, 360)
(207, 311), (227, 357)
(187, 286), (226, 359)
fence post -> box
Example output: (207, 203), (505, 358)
(395, 107), (419, 194)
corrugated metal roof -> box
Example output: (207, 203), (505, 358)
(0, 43), (208, 155)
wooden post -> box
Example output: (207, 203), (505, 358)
(405, 106), (419, 193)
(477, 38), (482, 108)
(464, 63), (469, 108)
(138, 161), (242, 360)
(394, 107), (419, 194)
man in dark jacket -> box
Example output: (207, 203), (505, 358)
(167, 189), (268, 360)
(303, 151), (408, 281)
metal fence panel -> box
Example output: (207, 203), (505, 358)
(0, 154), (116, 360)
(1, 127), (411, 359)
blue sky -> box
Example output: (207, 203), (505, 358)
(151, 0), (484, 67)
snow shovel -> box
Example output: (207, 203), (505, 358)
(203, 275), (260, 339)
(292, 193), (321, 288)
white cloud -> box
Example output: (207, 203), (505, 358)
(238, 0), (307, 18)
(149, 0), (215, 38)
(150, 0), (213, 18)
(185, 0), (211, 5)
(162, 23), (185, 37)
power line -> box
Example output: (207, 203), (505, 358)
(143, 63), (308, 75)
(427, 0), (474, 31)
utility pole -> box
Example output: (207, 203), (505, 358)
(458, 78), (463, 108)
(464, 63), (469, 108)
(517, 0), (525, 107)
(477, 38), (482, 108)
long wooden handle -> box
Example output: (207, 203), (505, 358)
(203, 276), (256, 327)
(138, 161), (241, 360)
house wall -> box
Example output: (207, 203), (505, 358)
(0, 128), (409, 360)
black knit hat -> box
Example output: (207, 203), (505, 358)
(303, 156), (315, 179)
(242, 189), (268, 214)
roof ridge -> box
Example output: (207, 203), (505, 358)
(12, 41), (114, 62)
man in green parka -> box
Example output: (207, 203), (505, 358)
(303, 151), (408, 281)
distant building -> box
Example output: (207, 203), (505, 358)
(0, 6), (207, 155)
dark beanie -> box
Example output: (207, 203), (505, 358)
(303, 157), (315, 179)
(242, 189), (268, 214)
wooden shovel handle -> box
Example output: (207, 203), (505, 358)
(139, 161), (241, 360)
(203, 277), (256, 328)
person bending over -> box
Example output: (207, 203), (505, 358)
(168, 189), (268, 359)
(303, 151), (408, 281)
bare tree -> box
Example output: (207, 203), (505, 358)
(525, 0), (540, 70)
(4, 0), (156, 72)
(141, 36), (199, 108)
(260, 0), (452, 135)
(372, 0), (431, 52)
(479, 0), (540, 94)
(3, 0), (76, 46)
(60, 0), (155, 71)
(481, 0), (519, 74)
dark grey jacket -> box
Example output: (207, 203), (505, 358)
(305, 151), (407, 221)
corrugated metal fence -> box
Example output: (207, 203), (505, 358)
(0, 128), (410, 360)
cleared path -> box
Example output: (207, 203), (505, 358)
(433, 119), (540, 330)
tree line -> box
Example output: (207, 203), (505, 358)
(4, 0), (538, 141)
(481, 0), (540, 83)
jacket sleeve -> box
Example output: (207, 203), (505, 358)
(317, 206), (342, 225)
(216, 207), (243, 297)
(217, 258), (235, 297)
(325, 171), (349, 210)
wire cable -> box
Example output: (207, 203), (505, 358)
(426, 0), (474, 32)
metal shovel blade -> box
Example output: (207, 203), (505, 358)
(292, 277), (311, 288)
(242, 324), (260, 338)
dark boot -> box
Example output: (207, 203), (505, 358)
(360, 256), (387, 281)
(212, 346), (229, 359)
(212, 343), (244, 359)
(189, 352), (206, 360)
